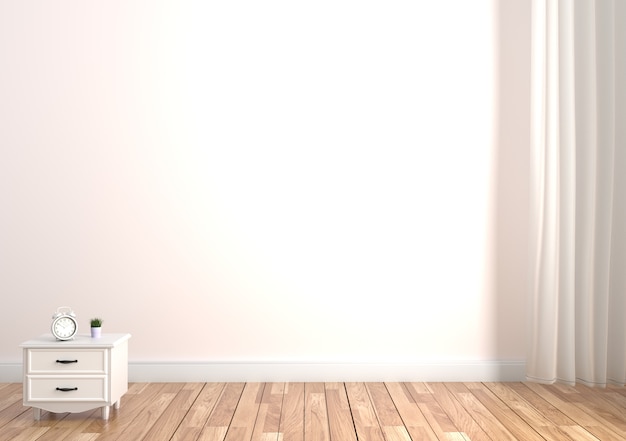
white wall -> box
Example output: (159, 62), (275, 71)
(0, 0), (529, 379)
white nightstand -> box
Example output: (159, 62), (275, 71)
(21, 333), (131, 420)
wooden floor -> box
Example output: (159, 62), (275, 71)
(2, 382), (626, 440)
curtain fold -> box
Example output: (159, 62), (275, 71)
(528, 0), (626, 386)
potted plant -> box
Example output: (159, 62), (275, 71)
(90, 318), (103, 338)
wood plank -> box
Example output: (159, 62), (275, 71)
(251, 382), (284, 441)
(304, 383), (329, 441)
(171, 382), (226, 441)
(142, 382), (204, 441)
(521, 382), (598, 426)
(0, 426), (49, 441)
(569, 384), (626, 439)
(29, 409), (101, 441)
(574, 383), (626, 418)
(198, 382), (246, 441)
(280, 382), (304, 441)
(579, 424), (626, 441)
(106, 382), (184, 440)
(89, 382), (171, 440)
(560, 425), (602, 441)
(324, 383), (357, 441)
(404, 382), (464, 440)
(464, 382), (546, 441)
(0, 384), (59, 441)
(366, 383), (411, 441)
(522, 382), (626, 440)
(0, 383), (22, 413)
(344, 382), (384, 441)
(385, 382), (438, 441)
(0, 401), (35, 438)
(494, 382), (575, 426)
(0, 405), (55, 440)
(588, 384), (626, 409)
(445, 382), (519, 441)
(427, 383), (492, 441)
(484, 383), (587, 441)
(224, 382), (264, 441)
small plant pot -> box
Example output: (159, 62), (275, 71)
(91, 327), (102, 338)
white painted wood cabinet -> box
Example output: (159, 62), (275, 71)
(21, 333), (130, 420)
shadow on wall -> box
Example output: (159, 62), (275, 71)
(492, 0), (531, 365)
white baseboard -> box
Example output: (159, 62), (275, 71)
(0, 364), (22, 383)
(1, 360), (525, 383)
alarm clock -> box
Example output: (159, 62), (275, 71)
(51, 306), (78, 340)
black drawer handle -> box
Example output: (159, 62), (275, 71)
(56, 387), (78, 392)
(56, 359), (78, 364)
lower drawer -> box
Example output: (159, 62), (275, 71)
(26, 376), (107, 401)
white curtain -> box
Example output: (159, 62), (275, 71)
(528, 0), (626, 386)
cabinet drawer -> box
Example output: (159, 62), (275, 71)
(26, 376), (107, 401)
(27, 349), (106, 374)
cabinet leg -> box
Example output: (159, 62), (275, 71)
(114, 397), (121, 409)
(33, 408), (41, 420)
(101, 406), (110, 420)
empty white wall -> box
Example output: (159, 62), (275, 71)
(0, 0), (529, 379)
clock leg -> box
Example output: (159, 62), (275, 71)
(101, 406), (110, 420)
(33, 408), (41, 420)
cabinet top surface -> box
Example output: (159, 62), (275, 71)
(21, 333), (131, 348)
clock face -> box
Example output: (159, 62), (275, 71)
(52, 316), (77, 340)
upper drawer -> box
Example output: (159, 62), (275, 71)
(26, 349), (107, 374)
